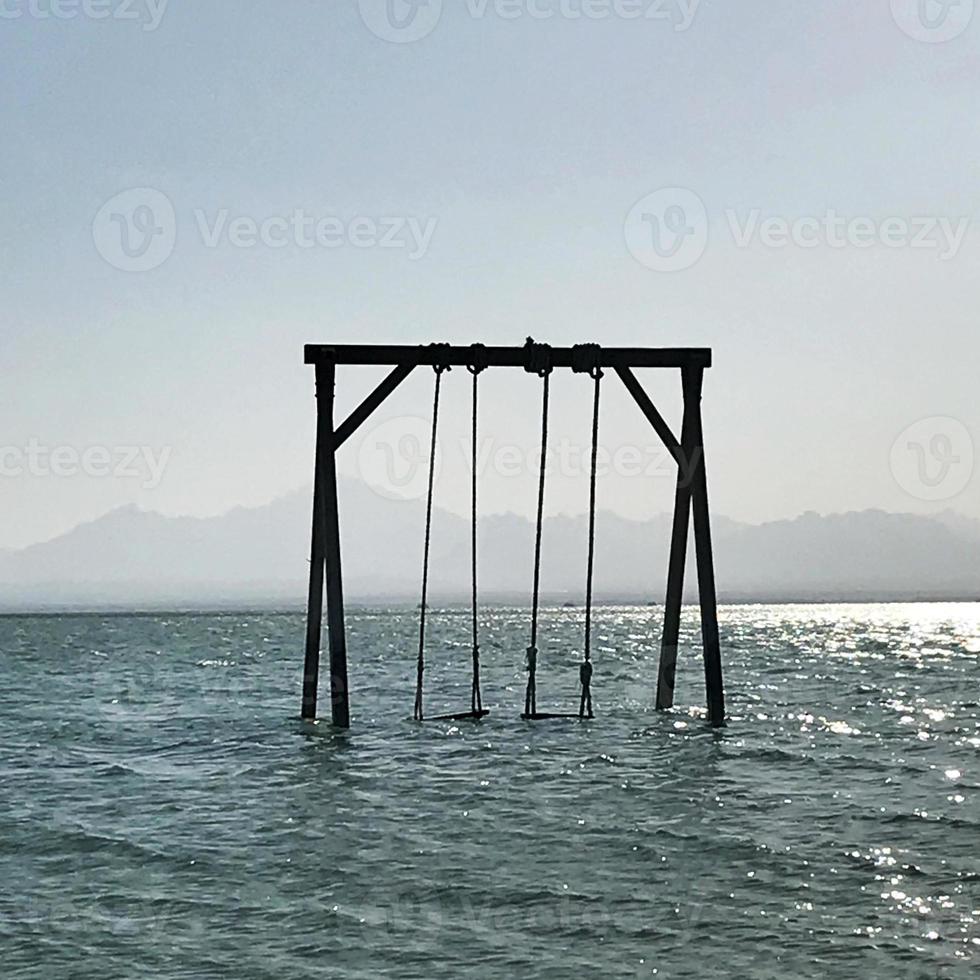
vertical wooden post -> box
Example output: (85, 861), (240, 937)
(302, 397), (326, 720)
(320, 360), (351, 728)
(656, 374), (696, 709)
(687, 366), (725, 727)
(302, 358), (350, 727)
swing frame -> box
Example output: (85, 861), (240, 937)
(301, 342), (726, 729)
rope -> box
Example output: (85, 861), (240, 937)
(467, 345), (488, 713)
(573, 345), (602, 719)
(579, 368), (602, 718)
(523, 339), (553, 717)
(414, 357), (450, 722)
(523, 336), (553, 378)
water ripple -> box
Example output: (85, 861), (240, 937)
(0, 603), (977, 978)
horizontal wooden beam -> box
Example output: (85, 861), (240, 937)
(306, 344), (711, 371)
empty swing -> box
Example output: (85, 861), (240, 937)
(413, 344), (491, 723)
(521, 340), (602, 721)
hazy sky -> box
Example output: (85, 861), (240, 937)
(1, 1), (978, 549)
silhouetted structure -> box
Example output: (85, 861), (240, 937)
(302, 340), (725, 728)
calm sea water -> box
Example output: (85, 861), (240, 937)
(0, 604), (977, 978)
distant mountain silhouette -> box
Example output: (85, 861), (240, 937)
(0, 480), (977, 609)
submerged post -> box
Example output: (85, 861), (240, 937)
(657, 374), (697, 711)
(617, 360), (725, 726)
(686, 366), (725, 727)
(301, 397), (326, 719)
(302, 357), (350, 727)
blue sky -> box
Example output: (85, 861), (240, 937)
(1, 1), (978, 548)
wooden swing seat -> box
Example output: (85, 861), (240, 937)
(520, 712), (589, 721)
(425, 709), (491, 722)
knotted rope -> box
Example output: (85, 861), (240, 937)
(414, 347), (452, 722)
(467, 344), (488, 713)
(523, 338), (553, 716)
(573, 344), (602, 719)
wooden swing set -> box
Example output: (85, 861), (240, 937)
(301, 339), (726, 729)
